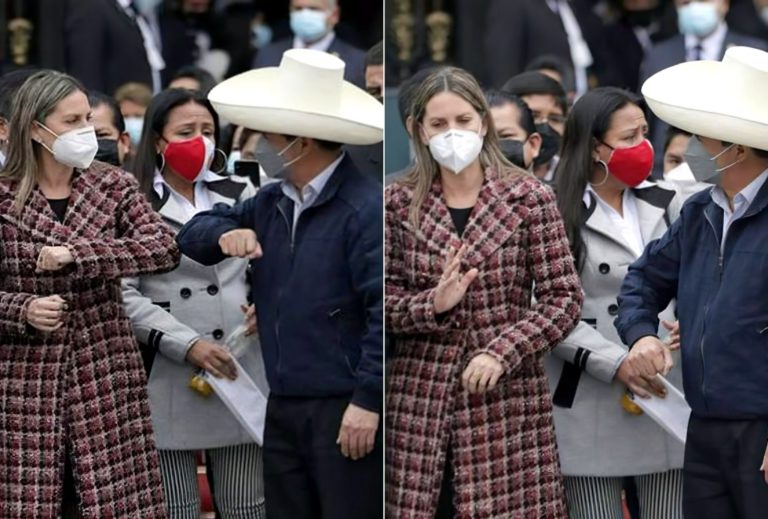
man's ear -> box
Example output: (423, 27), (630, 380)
(528, 132), (542, 160)
(0, 118), (9, 142)
(118, 131), (131, 160)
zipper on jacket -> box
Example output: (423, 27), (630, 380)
(277, 202), (295, 254)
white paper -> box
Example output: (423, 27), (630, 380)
(630, 375), (691, 445)
(203, 357), (268, 446)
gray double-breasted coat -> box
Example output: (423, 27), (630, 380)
(122, 175), (269, 450)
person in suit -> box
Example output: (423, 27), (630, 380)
(177, 49), (383, 519)
(64, 0), (165, 94)
(640, 0), (767, 177)
(253, 0), (366, 88)
(482, 0), (615, 93)
(726, 0), (768, 41)
(549, 86), (703, 519)
(122, 88), (267, 518)
(347, 41), (383, 184)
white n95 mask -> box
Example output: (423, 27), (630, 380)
(427, 128), (484, 174)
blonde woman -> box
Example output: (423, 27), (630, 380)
(385, 66), (583, 518)
(0, 70), (179, 518)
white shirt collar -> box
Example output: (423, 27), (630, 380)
(685, 21), (728, 61)
(710, 168), (768, 214)
(583, 185), (645, 257)
(281, 152), (344, 204)
(293, 30), (336, 52)
(153, 169), (223, 199)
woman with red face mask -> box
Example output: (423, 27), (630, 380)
(548, 87), (703, 518)
(124, 88), (267, 518)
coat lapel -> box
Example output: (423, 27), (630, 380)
(633, 183), (676, 244)
(582, 192), (637, 259)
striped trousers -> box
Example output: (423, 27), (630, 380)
(158, 443), (266, 519)
(564, 470), (683, 519)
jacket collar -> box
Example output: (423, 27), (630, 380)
(150, 176), (247, 226)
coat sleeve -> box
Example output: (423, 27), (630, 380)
(0, 291), (36, 337)
(615, 213), (684, 348)
(384, 189), (457, 336)
(553, 321), (627, 385)
(67, 174), (180, 280)
(121, 277), (201, 365)
(479, 186), (584, 373)
(177, 196), (259, 266)
(346, 195), (384, 413)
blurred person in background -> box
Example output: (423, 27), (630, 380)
(0, 69), (178, 519)
(663, 126), (694, 181)
(254, 0), (366, 88)
(483, 0), (614, 94)
(485, 89), (543, 172)
(347, 41), (384, 183)
(168, 65), (218, 95)
(549, 87), (695, 519)
(88, 92), (132, 168)
(503, 71), (568, 182)
(385, 65), (582, 518)
(525, 54), (578, 104)
(604, 0), (670, 91)
(726, 0), (768, 40)
(64, 0), (165, 93)
(640, 0), (766, 176)
(124, 87), (267, 519)
(116, 81), (155, 147)
(0, 69), (39, 167)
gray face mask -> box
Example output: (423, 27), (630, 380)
(254, 137), (302, 180)
(684, 136), (741, 184)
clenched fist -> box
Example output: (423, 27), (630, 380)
(37, 246), (74, 271)
(26, 295), (67, 332)
(219, 229), (263, 259)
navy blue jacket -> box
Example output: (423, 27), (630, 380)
(615, 181), (768, 420)
(177, 155), (383, 412)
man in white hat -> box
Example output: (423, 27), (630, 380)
(615, 45), (768, 518)
(177, 49), (383, 518)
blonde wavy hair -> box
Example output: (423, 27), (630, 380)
(0, 70), (86, 211)
(400, 66), (524, 227)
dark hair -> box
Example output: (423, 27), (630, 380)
(168, 65), (217, 96)
(525, 54), (575, 95)
(502, 71), (568, 116)
(484, 89), (537, 138)
(663, 126), (691, 153)
(397, 67), (439, 127)
(88, 91), (126, 133)
(132, 88), (221, 198)
(554, 87), (644, 272)
(0, 68), (39, 120)
(365, 41), (383, 68)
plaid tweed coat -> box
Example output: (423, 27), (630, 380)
(385, 172), (583, 518)
(0, 162), (179, 518)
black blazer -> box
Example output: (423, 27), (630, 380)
(481, 0), (614, 88)
(64, 0), (153, 94)
(640, 30), (768, 177)
(253, 36), (366, 88)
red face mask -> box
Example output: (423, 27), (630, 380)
(162, 135), (214, 182)
(599, 138), (654, 187)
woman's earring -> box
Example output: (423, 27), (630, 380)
(590, 160), (610, 187)
(212, 148), (228, 175)
(156, 153), (166, 173)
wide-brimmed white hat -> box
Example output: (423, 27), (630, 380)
(208, 49), (383, 145)
(642, 46), (768, 151)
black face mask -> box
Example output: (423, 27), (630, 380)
(625, 8), (658, 28)
(534, 123), (561, 168)
(95, 138), (121, 167)
(499, 138), (528, 170)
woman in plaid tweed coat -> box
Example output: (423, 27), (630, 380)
(386, 67), (583, 518)
(0, 71), (178, 518)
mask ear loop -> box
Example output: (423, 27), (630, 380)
(211, 148), (228, 175)
(156, 151), (166, 173)
(591, 160), (610, 187)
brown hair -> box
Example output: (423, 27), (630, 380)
(401, 66), (523, 227)
(0, 70), (86, 211)
(114, 82), (153, 107)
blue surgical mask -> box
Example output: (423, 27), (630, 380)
(677, 2), (720, 38)
(133, 0), (162, 15)
(227, 150), (241, 174)
(251, 23), (273, 49)
(290, 9), (329, 43)
(124, 117), (144, 146)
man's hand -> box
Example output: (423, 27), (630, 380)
(186, 339), (237, 380)
(462, 353), (505, 395)
(219, 229), (262, 259)
(337, 403), (379, 461)
(37, 246), (74, 271)
(662, 320), (681, 350)
(615, 356), (667, 399)
(619, 336), (673, 399)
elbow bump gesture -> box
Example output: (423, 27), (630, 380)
(219, 229), (263, 259)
